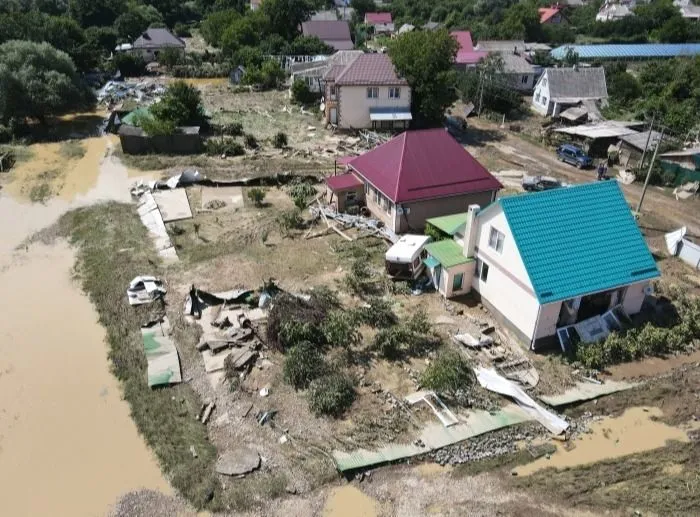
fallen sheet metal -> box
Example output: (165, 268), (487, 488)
(332, 404), (531, 472)
(136, 191), (178, 261)
(405, 390), (459, 427)
(539, 380), (642, 407)
(475, 367), (568, 435)
(665, 226), (700, 269)
(141, 317), (182, 387)
(152, 189), (193, 222)
(127, 275), (166, 305)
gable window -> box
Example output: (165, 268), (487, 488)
(521, 75), (528, 84)
(488, 227), (505, 253)
(541, 96), (548, 105)
(367, 87), (379, 99)
(389, 87), (401, 99)
(542, 77), (547, 87)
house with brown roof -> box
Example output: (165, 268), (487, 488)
(325, 129), (502, 233)
(301, 20), (354, 51)
(539, 6), (565, 24)
(126, 28), (185, 62)
(321, 53), (411, 130)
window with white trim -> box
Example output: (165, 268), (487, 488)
(389, 87), (400, 99)
(367, 87), (379, 98)
(488, 227), (505, 253)
(476, 259), (490, 282)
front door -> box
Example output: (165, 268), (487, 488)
(330, 107), (337, 124)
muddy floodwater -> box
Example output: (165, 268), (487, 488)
(0, 137), (169, 516)
(516, 406), (690, 475)
(323, 485), (379, 517)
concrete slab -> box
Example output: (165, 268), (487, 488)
(201, 186), (244, 210)
(216, 447), (261, 476)
(153, 189), (192, 222)
(201, 348), (233, 373)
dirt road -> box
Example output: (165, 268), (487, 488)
(467, 118), (700, 236)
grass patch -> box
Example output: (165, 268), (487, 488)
(29, 182), (53, 203)
(512, 441), (700, 515)
(53, 202), (221, 510)
(0, 144), (34, 164)
(59, 140), (86, 160)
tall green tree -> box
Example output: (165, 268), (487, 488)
(260, 0), (313, 41)
(68, 0), (125, 27)
(149, 80), (205, 126)
(388, 29), (458, 127)
(0, 40), (94, 124)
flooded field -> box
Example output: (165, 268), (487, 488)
(516, 407), (691, 475)
(0, 137), (169, 516)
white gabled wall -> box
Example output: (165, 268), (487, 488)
(472, 205), (541, 343)
(531, 70), (551, 116)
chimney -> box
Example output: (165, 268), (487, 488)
(463, 204), (480, 259)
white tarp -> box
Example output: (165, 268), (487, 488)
(475, 366), (569, 435)
(136, 191), (178, 261)
(665, 226), (700, 270)
(665, 226), (687, 255)
(127, 275), (166, 305)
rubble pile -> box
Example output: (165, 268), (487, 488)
(97, 79), (166, 109)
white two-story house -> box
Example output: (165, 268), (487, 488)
(321, 53), (412, 130)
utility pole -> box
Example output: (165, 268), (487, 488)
(636, 127), (665, 215)
(638, 113), (655, 171)
(477, 71), (485, 117)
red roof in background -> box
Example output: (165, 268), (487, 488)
(326, 172), (363, 191)
(450, 31), (488, 65)
(349, 129), (502, 203)
(335, 53), (407, 86)
(539, 7), (561, 23)
(365, 12), (392, 24)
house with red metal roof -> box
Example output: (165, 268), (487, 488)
(539, 6), (565, 24)
(450, 31), (488, 69)
(364, 12), (395, 34)
(321, 53), (411, 129)
(325, 129), (502, 233)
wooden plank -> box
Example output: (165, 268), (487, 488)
(330, 224), (353, 242)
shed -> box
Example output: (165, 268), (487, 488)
(554, 121), (642, 157)
(618, 130), (663, 168)
(325, 172), (364, 212)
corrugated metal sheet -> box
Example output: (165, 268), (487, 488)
(332, 404), (531, 471)
(424, 240), (472, 268)
(500, 181), (660, 304)
(551, 43), (700, 60)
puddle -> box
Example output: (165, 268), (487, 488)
(607, 349), (700, 380)
(0, 242), (170, 516)
(516, 407), (689, 475)
(323, 485), (379, 517)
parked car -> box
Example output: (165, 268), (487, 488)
(556, 144), (592, 169)
(522, 175), (567, 192)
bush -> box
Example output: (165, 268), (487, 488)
(273, 131), (288, 148)
(244, 133), (259, 149)
(308, 373), (356, 417)
(267, 293), (329, 351)
(204, 137), (244, 156)
(420, 351), (474, 398)
(283, 341), (327, 390)
(321, 310), (361, 348)
(215, 122), (243, 136)
(291, 79), (320, 105)
(354, 297), (397, 328)
(174, 23), (192, 37)
(424, 223), (449, 242)
(286, 178), (316, 209)
(0, 124), (12, 143)
(247, 187), (266, 207)
(373, 326), (414, 360)
(405, 308), (431, 334)
(279, 320), (323, 349)
(113, 52), (146, 77)
(276, 208), (303, 235)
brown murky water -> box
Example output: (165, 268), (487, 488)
(0, 137), (169, 515)
(516, 407), (690, 475)
(323, 485), (379, 517)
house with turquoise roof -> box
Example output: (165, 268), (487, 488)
(424, 181), (660, 350)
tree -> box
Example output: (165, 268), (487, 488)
(261, 0), (313, 41)
(113, 52), (146, 76)
(150, 80), (206, 126)
(68, 0), (125, 27)
(657, 17), (690, 44)
(0, 40), (94, 125)
(498, 2), (542, 41)
(115, 3), (164, 40)
(291, 79), (318, 105)
(351, 0), (376, 23)
(159, 47), (183, 67)
(242, 59), (285, 89)
(388, 29), (458, 127)
(286, 35), (334, 56)
(199, 8), (240, 46)
(247, 187), (267, 206)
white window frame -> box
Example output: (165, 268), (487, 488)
(389, 87), (400, 99)
(488, 227), (505, 253)
(367, 87), (379, 99)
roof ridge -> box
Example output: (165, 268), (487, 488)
(395, 131), (408, 202)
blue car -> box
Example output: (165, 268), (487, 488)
(556, 144), (593, 169)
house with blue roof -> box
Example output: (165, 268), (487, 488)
(423, 181), (660, 349)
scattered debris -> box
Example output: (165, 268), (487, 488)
(556, 305), (632, 353)
(97, 79), (166, 108)
(665, 226), (700, 269)
(405, 390), (459, 427)
(135, 191), (178, 261)
(189, 445), (198, 458)
(127, 276), (166, 305)
(257, 410), (276, 426)
(259, 387), (269, 397)
(673, 181), (699, 201)
(309, 204), (398, 243)
(140, 317), (182, 387)
(215, 447), (261, 476)
(474, 367), (568, 435)
(201, 402), (216, 424)
(618, 169), (636, 185)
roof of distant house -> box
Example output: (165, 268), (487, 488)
(492, 181), (659, 304)
(365, 12), (392, 24)
(133, 28), (185, 49)
(551, 43), (700, 60)
(301, 21), (353, 50)
(542, 67), (608, 102)
(349, 129), (502, 204)
(334, 53), (407, 86)
(499, 52), (536, 74)
(475, 40), (527, 53)
(310, 10), (339, 21)
(539, 7), (561, 23)
(451, 31), (488, 65)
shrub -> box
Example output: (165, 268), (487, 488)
(205, 138), (244, 156)
(267, 293), (328, 351)
(247, 187), (266, 207)
(308, 373), (356, 417)
(405, 308), (431, 334)
(113, 53), (146, 77)
(279, 320), (323, 349)
(174, 22), (192, 37)
(291, 79), (319, 105)
(321, 310), (361, 348)
(273, 131), (288, 148)
(283, 341), (327, 390)
(344, 259), (383, 297)
(420, 351), (474, 398)
(372, 326), (413, 360)
(244, 133), (259, 149)
(424, 223), (449, 242)
(276, 208), (303, 235)
(354, 297), (397, 328)
(218, 122), (243, 136)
